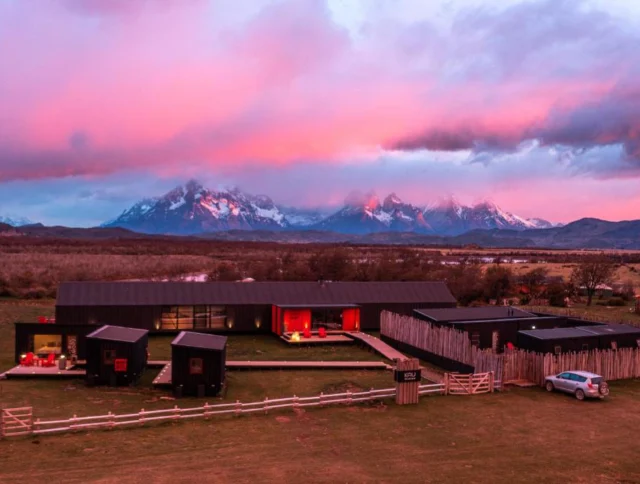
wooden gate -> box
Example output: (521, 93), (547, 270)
(445, 372), (495, 395)
(1, 407), (33, 437)
(395, 358), (420, 405)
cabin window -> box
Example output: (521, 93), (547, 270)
(636, 339), (640, 349)
(581, 344), (589, 351)
(103, 349), (116, 364)
(33, 334), (62, 356)
(160, 306), (227, 330)
(470, 332), (480, 347)
(189, 358), (203, 375)
(554, 346), (562, 355)
(611, 341), (618, 350)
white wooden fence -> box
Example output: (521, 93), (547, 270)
(0, 385), (428, 438)
(1, 375), (500, 438)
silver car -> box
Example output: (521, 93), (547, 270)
(544, 371), (609, 400)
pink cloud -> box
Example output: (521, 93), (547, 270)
(0, 0), (639, 184)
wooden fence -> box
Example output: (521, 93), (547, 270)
(504, 347), (640, 386)
(381, 311), (504, 384)
(1, 373), (500, 438)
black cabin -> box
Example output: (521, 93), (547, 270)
(517, 328), (601, 354)
(413, 307), (570, 352)
(85, 325), (148, 386)
(54, 281), (457, 333)
(171, 331), (227, 397)
(576, 324), (640, 350)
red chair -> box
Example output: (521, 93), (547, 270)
(42, 353), (56, 367)
(318, 327), (327, 338)
(22, 352), (35, 366)
(303, 327), (312, 339)
(37, 316), (47, 324)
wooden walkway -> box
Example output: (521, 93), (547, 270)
(348, 332), (409, 362)
(226, 360), (391, 370)
(152, 363), (172, 386)
(1, 365), (86, 379)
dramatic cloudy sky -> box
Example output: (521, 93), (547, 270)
(1, 0), (640, 226)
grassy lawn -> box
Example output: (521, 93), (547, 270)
(1, 382), (639, 483)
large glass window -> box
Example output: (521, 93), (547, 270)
(159, 306), (227, 330)
(310, 308), (343, 330)
(33, 335), (62, 356)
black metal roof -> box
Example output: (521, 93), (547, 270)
(171, 331), (227, 351)
(414, 306), (534, 323)
(576, 324), (640, 336)
(275, 303), (360, 309)
(518, 328), (595, 340)
(56, 281), (456, 307)
(87, 325), (148, 343)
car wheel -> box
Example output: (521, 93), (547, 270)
(545, 381), (554, 392)
(575, 389), (585, 401)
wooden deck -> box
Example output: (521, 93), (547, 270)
(152, 363), (172, 386)
(1, 365), (86, 379)
(280, 333), (354, 345)
(348, 332), (409, 362)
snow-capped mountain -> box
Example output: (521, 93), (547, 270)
(423, 197), (556, 236)
(311, 191), (433, 235)
(103, 181), (559, 236)
(102, 180), (291, 235)
(0, 215), (33, 226)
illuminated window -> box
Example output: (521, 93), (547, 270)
(554, 346), (562, 355)
(611, 341), (618, 350)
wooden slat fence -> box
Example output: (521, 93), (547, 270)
(503, 348), (640, 386)
(381, 311), (504, 385)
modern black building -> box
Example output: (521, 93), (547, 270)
(85, 325), (149, 386)
(517, 328), (601, 354)
(576, 324), (640, 350)
(13, 322), (97, 363)
(412, 306), (571, 352)
(171, 331), (227, 397)
(55, 281), (457, 334)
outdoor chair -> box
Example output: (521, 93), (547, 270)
(22, 352), (35, 366)
(42, 353), (56, 367)
(318, 327), (327, 338)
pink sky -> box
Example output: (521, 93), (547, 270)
(0, 0), (639, 224)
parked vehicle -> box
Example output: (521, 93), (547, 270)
(544, 371), (609, 400)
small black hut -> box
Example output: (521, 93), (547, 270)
(85, 325), (148, 386)
(516, 328), (600, 354)
(576, 324), (640, 350)
(171, 331), (227, 397)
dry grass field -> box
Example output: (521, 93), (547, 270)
(2, 301), (640, 483)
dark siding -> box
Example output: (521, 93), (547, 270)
(171, 346), (226, 396)
(56, 305), (158, 330)
(516, 333), (600, 353)
(85, 335), (148, 386)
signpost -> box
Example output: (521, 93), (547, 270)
(394, 358), (420, 405)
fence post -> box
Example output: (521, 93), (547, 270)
(204, 402), (210, 420)
(293, 395), (298, 412)
(34, 418), (40, 436)
(468, 374), (473, 395)
(320, 392), (324, 407)
(370, 387), (374, 402)
(108, 411), (114, 430)
(444, 373), (449, 395)
(347, 390), (352, 405)
(140, 408), (145, 426)
(264, 397), (269, 415)
(235, 400), (241, 417)
(173, 405), (180, 422)
(71, 414), (77, 432)
(0, 410), (4, 439)
(489, 371), (495, 393)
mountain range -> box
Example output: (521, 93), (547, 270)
(102, 181), (558, 236)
